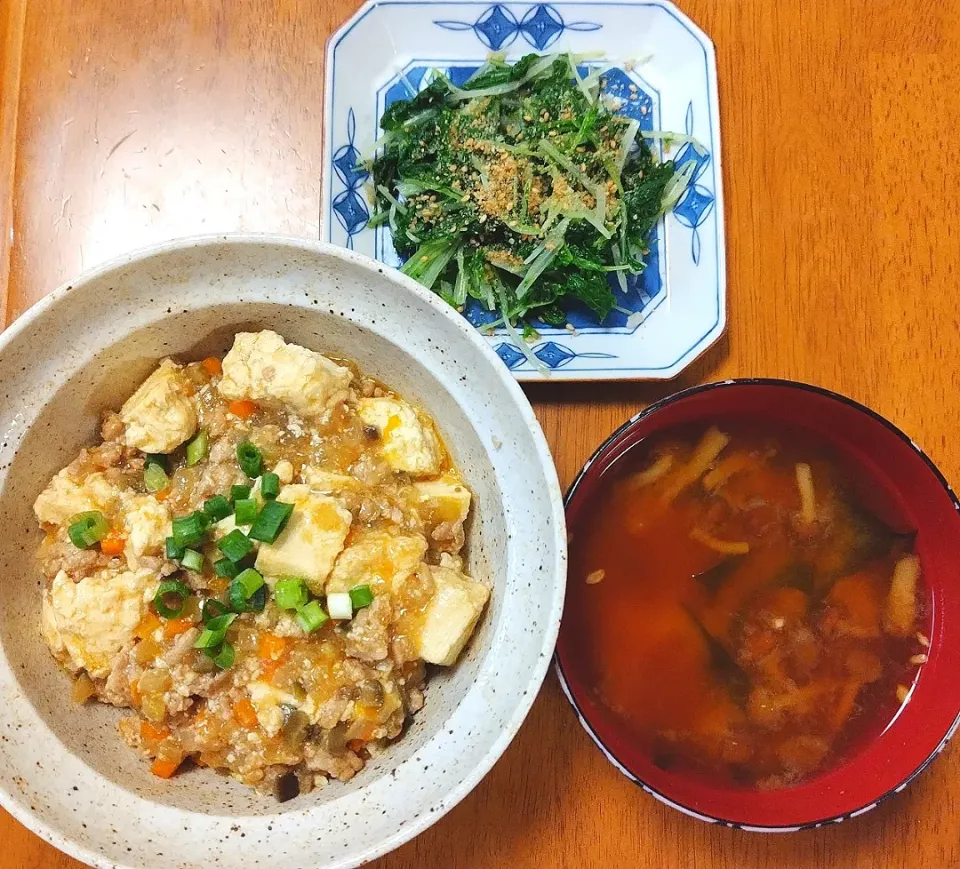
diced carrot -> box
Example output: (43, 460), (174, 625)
(258, 634), (289, 682)
(135, 612), (162, 640)
(99, 533), (126, 557)
(150, 757), (182, 779)
(347, 739), (367, 753)
(141, 721), (171, 744)
(260, 658), (283, 683)
(163, 616), (195, 640)
(228, 399), (259, 420)
(258, 633), (289, 662)
(154, 487), (171, 502)
(234, 697), (259, 729)
(201, 356), (223, 376)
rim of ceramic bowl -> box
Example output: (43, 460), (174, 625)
(555, 377), (960, 832)
(0, 233), (567, 869)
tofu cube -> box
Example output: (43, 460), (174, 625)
(255, 485), (352, 593)
(120, 359), (198, 453)
(44, 567), (158, 677)
(357, 397), (441, 478)
(326, 529), (427, 595)
(417, 561), (489, 666)
(121, 493), (171, 569)
(411, 474), (471, 531)
(218, 330), (352, 419)
(302, 465), (366, 495)
(34, 470), (122, 527)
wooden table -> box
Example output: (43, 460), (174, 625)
(2, 0), (959, 866)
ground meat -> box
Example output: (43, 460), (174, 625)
(137, 555), (179, 576)
(406, 686), (425, 714)
(37, 529), (118, 582)
(200, 403), (232, 438)
(344, 596), (392, 662)
(208, 436), (239, 464)
(303, 743), (364, 781)
(314, 695), (352, 730)
(101, 641), (142, 707)
(100, 412), (126, 442)
(163, 628), (201, 668)
(431, 520), (465, 554)
(66, 439), (140, 480)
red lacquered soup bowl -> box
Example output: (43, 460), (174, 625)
(556, 379), (960, 831)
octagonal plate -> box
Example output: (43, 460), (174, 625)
(323, 0), (725, 381)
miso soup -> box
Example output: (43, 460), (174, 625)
(567, 423), (927, 789)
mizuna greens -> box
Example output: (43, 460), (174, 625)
(368, 52), (695, 348)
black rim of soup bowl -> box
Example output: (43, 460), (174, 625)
(553, 377), (960, 832)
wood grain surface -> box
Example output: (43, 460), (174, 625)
(2, 0), (959, 866)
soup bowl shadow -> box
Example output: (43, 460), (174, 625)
(555, 378), (960, 831)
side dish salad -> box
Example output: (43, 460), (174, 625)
(368, 52), (697, 355)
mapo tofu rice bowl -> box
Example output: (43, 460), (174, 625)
(0, 237), (565, 868)
(36, 329), (489, 800)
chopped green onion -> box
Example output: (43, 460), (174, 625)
(234, 498), (258, 526)
(194, 629), (219, 649)
(228, 569), (266, 612)
(203, 495), (232, 521)
(144, 453), (166, 469)
(247, 585), (267, 612)
(186, 430), (208, 466)
(180, 549), (203, 572)
(237, 441), (263, 478)
(228, 582), (266, 613)
(67, 511), (110, 549)
(236, 568), (264, 597)
(248, 499), (294, 543)
(143, 462), (170, 493)
(296, 600), (329, 633)
(218, 528), (253, 563)
(213, 556), (240, 578)
(274, 577), (308, 610)
(349, 585), (374, 609)
(201, 598), (229, 623)
(204, 612), (237, 633)
(194, 612), (236, 648)
(209, 641), (235, 669)
(260, 472), (280, 499)
(172, 512), (206, 549)
(230, 484), (252, 503)
(327, 592), (353, 620)
(165, 536), (184, 560)
(153, 579), (192, 619)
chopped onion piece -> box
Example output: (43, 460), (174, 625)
(795, 463), (816, 524)
(689, 527), (750, 556)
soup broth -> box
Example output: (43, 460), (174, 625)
(567, 422), (928, 790)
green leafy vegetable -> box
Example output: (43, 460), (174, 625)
(369, 52), (689, 332)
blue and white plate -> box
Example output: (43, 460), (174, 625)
(323, 0), (725, 381)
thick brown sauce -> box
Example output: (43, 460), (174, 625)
(567, 422), (928, 790)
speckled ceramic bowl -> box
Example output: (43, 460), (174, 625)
(0, 235), (566, 868)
